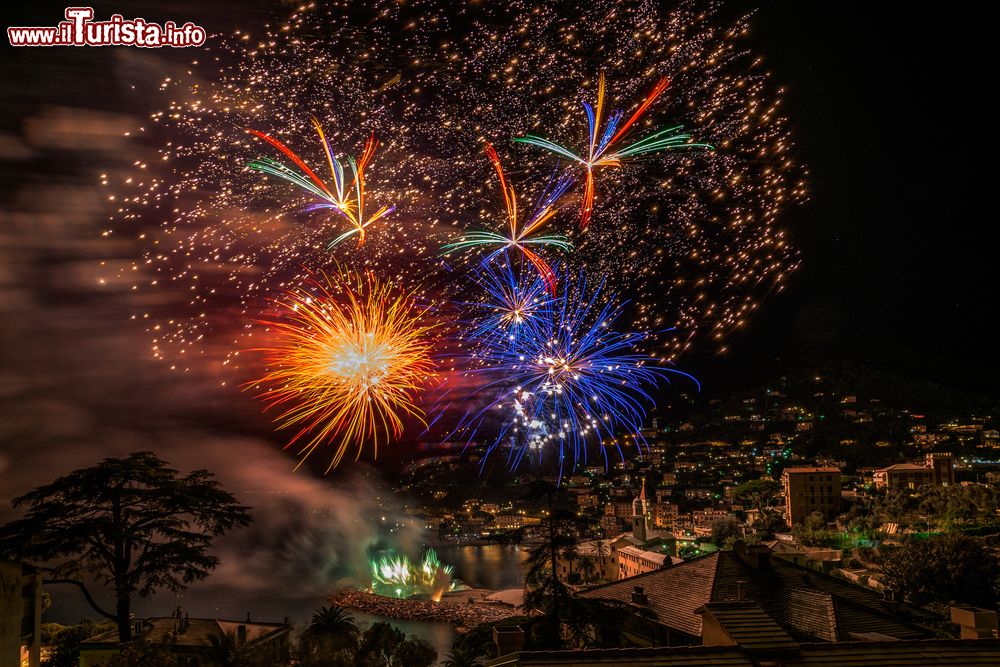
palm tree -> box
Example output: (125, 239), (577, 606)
(590, 539), (611, 581)
(206, 631), (289, 667)
(444, 648), (480, 667)
(578, 555), (597, 583)
(309, 605), (357, 635)
(301, 605), (359, 658)
(561, 542), (579, 584)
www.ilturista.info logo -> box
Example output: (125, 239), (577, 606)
(8, 7), (206, 47)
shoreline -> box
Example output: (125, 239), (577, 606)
(330, 589), (520, 628)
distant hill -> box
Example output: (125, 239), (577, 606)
(660, 359), (997, 422)
(768, 360), (996, 417)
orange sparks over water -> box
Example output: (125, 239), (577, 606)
(249, 271), (436, 472)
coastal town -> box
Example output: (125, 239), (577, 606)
(5, 363), (1000, 665)
(312, 363), (1000, 664)
(394, 364), (1000, 601)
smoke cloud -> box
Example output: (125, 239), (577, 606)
(0, 37), (426, 625)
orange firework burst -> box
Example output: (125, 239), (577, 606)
(249, 271), (436, 472)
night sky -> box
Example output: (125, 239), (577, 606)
(0, 0), (993, 622)
(699, 2), (994, 395)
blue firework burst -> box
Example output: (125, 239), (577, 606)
(454, 268), (699, 479)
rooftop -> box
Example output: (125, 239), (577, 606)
(699, 601), (798, 653)
(618, 546), (669, 565)
(80, 617), (290, 648)
(487, 639), (1000, 666)
(576, 543), (940, 642)
(876, 463), (931, 472)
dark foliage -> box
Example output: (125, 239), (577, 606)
(0, 452), (252, 642)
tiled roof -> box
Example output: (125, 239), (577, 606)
(577, 546), (940, 643)
(785, 588), (838, 642)
(488, 645), (755, 666)
(618, 546), (669, 565)
(764, 540), (808, 555)
(699, 601), (798, 652)
(794, 639), (1000, 665)
(578, 552), (720, 637)
(81, 617), (289, 648)
(487, 639), (1000, 666)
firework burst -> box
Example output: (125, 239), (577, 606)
(453, 269), (698, 478)
(248, 118), (396, 248)
(110, 1), (803, 372)
(369, 548), (462, 600)
(249, 271), (436, 472)
(442, 142), (572, 293)
(106, 0), (806, 472)
(514, 72), (713, 228)
(459, 252), (555, 352)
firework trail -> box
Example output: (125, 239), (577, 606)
(110, 1), (803, 371)
(248, 119), (396, 248)
(452, 267), (699, 479)
(442, 142), (572, 293)
(104, 0), (806, 469)
(515, 72), (713, 228)
(430, 0), (807, 360)
(248, 271), (437, 472)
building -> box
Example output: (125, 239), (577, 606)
(652, 502), (679, 530)
(615, 481), (679, 578)
(631, 480), (651, 542)
(764, 536), (842, 573)
(604, 501), (633, 520)
(576, 542), (942, 647)
(617, 546), (670, 579)
(692, 508), (733, 529)
(1, 560), (43, 667)
(926, 452), (956, 485)
(563, 539), (618, 583)
(78, 615), (292, 667)
(598, 515), (623, 536)
(874, 452), (955, 490)
(559, 483), (677, 584)
(487, 632), (1000, 666)
(493, 514), (527, 530)
(873, 464), (933, 490)
(782, 467), (841, 526)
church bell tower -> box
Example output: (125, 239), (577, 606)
(632, 479), (650, 542)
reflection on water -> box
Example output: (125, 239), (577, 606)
(434, 544), (530, 591)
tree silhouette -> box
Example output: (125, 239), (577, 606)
(732, 478), (782, 516)
(443, 647), (481, 667)
(299, 604), (359, 660)
(876, 533), (1000, 608)
(578, 554), (597, 583)
(0, 451), (251, 642)
(355, 621), (436, 667)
